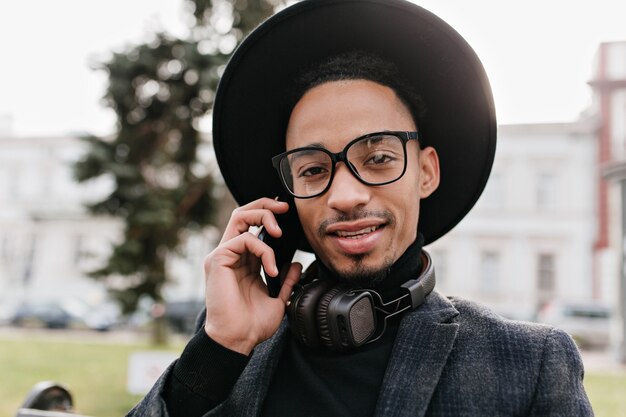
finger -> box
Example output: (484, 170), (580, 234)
(238, 197), (289, 212)
(221, 208), (278, 243)
(221, 202), (289, 243)
(217, 232), (279, 277)
(220, 210), (282, 244)
(278, 262), (303, 304)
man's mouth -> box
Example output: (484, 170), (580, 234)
(325, 221), (387, 255)
(321, 215), (393, 256)
(335, 225), (382, 238)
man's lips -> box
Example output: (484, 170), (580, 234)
(324, 220), (387, 255)
(334, 225), (381, 238)
(325, 220), (387, 237)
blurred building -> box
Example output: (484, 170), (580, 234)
(589, 40), (626, 359)
(427, 119), (598, 320)
(3, 42), (626, 338)
(0, 134), (119, 308)
(426, 41), (626, 355)
(0, 132), (222, 319)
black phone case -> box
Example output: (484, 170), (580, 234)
(258, 224), (297, 297)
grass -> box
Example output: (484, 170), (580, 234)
(0, 332), (184, 417)
(585, 372), (626, 417)
(0, 332), (624, 416)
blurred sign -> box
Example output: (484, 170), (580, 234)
(16, 409), (93, 417)
(127, 351), (178, 395)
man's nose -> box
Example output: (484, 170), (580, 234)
(326, 163), (371, 211)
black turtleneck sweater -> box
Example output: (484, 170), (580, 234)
(163, 235), (424, 417)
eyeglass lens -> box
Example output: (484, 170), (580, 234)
(279, 134), (406, 197)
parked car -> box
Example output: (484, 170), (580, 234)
(0, 300), (19, 326)
(536, 300), (612, 349)
(165, 300), (204, 334)
(11, 302), (73, 329)
(10, 298), (119, 331)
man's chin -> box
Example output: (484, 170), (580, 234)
(329, 256), (393, 288)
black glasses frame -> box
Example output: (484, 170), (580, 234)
(271, 131), (420, 199)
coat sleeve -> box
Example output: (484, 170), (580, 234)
(528, 327), (594, 416)
(126, 362), (176, 417)
(125, 310), (203, 417)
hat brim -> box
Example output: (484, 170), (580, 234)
(213, 0), (496, 248)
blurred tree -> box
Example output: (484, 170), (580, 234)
(74, 0), (283, 331)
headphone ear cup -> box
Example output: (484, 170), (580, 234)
(287, 280), (332, 349)
(315, 286), (344, 351)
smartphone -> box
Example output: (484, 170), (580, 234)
(258, 221), (297, 298)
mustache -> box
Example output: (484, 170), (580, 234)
(317, 209), (395, 237)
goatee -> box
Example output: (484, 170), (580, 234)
(332, 254), (395, 288)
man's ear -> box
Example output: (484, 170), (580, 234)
(418, 146), (440, 198)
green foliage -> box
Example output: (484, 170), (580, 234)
(74, 0), (282, 315)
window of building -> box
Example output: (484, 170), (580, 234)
(537, 253), (556, 299)
(480, 251), (500, 294)
(481, 171), (504, 208)
(536, 172), (557, 210)
(0, 165), (21, 199)
(0, 234), (9, 262)
(0, 168), (6, 200)
(20, 234), (38, 285)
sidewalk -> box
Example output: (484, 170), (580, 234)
(581, 349), (626, 373)
(2, 326), (625, 374)
(0, 326), (188, 347)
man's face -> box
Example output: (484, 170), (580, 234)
(286, 79), (439, 284)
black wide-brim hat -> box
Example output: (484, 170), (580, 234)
(213, 0), (496, 248)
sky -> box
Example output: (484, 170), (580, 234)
(1, 0), (626, 137)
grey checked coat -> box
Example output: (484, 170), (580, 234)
(128, 291), (593, 416)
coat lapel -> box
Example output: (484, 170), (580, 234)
(374, 292), (459, 417)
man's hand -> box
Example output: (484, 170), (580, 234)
(203, 198), (302, 355)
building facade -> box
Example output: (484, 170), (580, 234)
(4, 42), (626, 336)
(427, 120), (599, 321)
(589, 41), (626, 358)
(0, 134), (120, 310)
(0, 124), (603, 322)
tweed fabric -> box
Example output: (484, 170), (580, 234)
(126, 292), (593, 417)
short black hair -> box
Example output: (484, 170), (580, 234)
(289, 50), (426, 131)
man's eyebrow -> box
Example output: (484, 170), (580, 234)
(286, 142), (326, 154)
(298, 142), (325, 149)
(286, 145), (329, 166)
(288, 147), (324, 160)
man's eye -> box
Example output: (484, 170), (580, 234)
(366, 153), (394, 165)
(300, 166), (328, 177)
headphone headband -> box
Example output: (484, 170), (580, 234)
(402, 251), (436, 309)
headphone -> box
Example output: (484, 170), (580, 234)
(286, 250), (436, 351)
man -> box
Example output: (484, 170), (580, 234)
(128, 0), (593, 416)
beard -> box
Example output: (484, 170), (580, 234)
(329, 254), (395, 288)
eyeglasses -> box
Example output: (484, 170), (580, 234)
(272, 131), (420, 199)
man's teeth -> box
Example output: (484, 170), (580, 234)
(336, 226), (379, 238)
